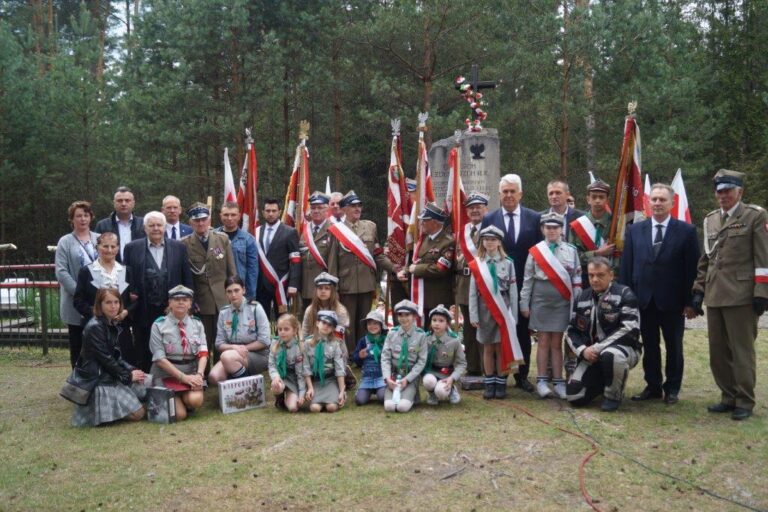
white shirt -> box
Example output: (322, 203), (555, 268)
(263, 221), (280, 251)
(502, 205), (521, 243)
(147, 238), (165, 268)
(117, 215), (133, 259)
(428, 227), (444, 241)
(166, 222), (182, 239)
(651, 215), (671, 245)
(721, 202), (741, 219)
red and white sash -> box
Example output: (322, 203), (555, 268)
(468, 258), (524, 368)
(302, 222), (327, 270)
(529, 241), (573, 302)
(570, 216), (606, 252)
(327, 220), (376, 271)
(462, 223), (479, 261)
(255, 226), (288, 307)
(409, 236), (426, 323)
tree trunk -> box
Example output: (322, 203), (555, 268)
(31, 0), (45, 75)
(576, 0), (595, 175)
(332, 38), (342, 190)
(283, 67), (291, 178)
(559, 0), (570, 178)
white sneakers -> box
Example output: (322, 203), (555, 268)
(449, 386), (461, 404)
(554, 381), (567, 400)
(536, 379), (554, 398)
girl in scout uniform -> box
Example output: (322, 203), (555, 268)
(149, 285), (208, 421)
(301, 272), (350, 347)
(303, 310), (347, 413)
(268, 314), (306, 413)
(520, 213), (581, 399)
(422, 305), (467, 405)
(381, 300), (428, 413)
(351, 310), (387, 405)
(469, 225), (518, 400)
(208, 276), (272, 387)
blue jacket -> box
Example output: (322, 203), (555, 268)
(216, 227), (259, 300)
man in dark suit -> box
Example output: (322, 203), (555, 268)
(95, 186), (145, 262)
(161, 195), (192, 240)
(541, 179), (584, 241)
(620, 183), (699, 404)
(481, 173), (543, 392)
(256, 198), (301, 319)
(124, 211), (193, 371)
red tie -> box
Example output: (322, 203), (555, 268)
(178, 320), (189, 355)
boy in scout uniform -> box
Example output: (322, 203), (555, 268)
(182, 203), (237, 355)
(692, 169), (768, 421)
(398, 202), (455, 318)
(569, 180), (616, 284)
(422, 305), (467, 405)
(300, 192), (333, 315)
(327, 191), (390, 350)
(455, 192), (488, 377)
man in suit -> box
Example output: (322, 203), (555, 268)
(161, 195), (192, 240)
(216, 201), (259, 302)
(182, 202), (237, 355)
(255, 198), (301, 320)
(481, 174), (543, 392)
(95, 186), (145, 262)
(300, 192), (333, 314)
(620, 183), (700, 405)
(542, 179), (584, 242)
(124, 211), (193, 371)
(692, 169), (768, 421)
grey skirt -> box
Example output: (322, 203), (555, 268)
(311, 377), (341, 404)
(384, 379), (419, 403)
(71, 382), (144, 427)
(529, 280), (570, 332)
(281, 371), (301, 396)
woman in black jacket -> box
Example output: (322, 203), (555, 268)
(71, 288), (146, 427)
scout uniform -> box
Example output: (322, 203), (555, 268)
(693, 169), (768, 420)
(568, 181), (615, 283)
(411, 202), (455, 315)
(381, 300), (428, 412)
(149, 285), (209, 382)
(455, 192), (488, 376)
(302, 310), (346, 405)
(422, 305), (467, 404)
(326, 191), (388, 349)
(351, 310), (387, 405)
(300, 192), (334, 305)
(268, 336), (306, 399)
(215, 300), (272, 376)
(182, 203), (237, 354)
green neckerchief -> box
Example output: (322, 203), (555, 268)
(231, 307), (239, 342)
(276, 338), (291, 379)
(487, 256), (499, 294)
(549, 241), (558, 253)
(313, 339), (326, 385)
(422, 334), (442, 375)
(366, 333), (385, 363)
(396, 331), (410, 375)
(594, 224), (603, 247)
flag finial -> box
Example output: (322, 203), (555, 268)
(299, 120), (310, 142)
(245, 127), (253, 145)
(418, 112), (429, 132)
(627, 101), (637, 116)
(391, 118), (401, 138)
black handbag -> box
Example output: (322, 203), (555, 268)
(59, 361), (100, 406)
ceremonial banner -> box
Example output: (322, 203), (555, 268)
(386, 119), (409, 268)
(223, 147), (237, 203)
(238, 130), (259, 236)
(608, 108), (644, 253)
(282, 136), (310, 237)
(643, 174), (652, 218)
(671, 168), (692, 223)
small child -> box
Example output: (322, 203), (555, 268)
(303, 310), (346, 413)
(422, 305), (467, 405)
(268, 314), (306, 412)
(351, 310), (387, 405)
(469, 225), (519, 400)
(381, 300), (428, 413)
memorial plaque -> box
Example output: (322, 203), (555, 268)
(429, 128), (500, 210)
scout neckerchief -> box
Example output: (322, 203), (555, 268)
(366, 333), (385, 363)
(313, 338), (327, 385)
(178, 319), (190, 355)
(276, 337), (292, 379)
(230, 304), (240, 342)
(422, 332), (442, 375)
(487, 254), (499, 294)
(396, 328), (411, 375)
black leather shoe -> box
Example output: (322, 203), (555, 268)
(731, 408), (752, 421)
(631, 388), (663, 401)
(494, 381), (508, 400)
(664, 393), (679, 405)
(601, 398), (620, 412)
(514, 379), (535, 393)
(707, 403), (735, 413)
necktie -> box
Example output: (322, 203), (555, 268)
(506, 212), (516, 244)
(231, 308), (239, 341)
(172, 226), (177, 240)
(313, 224), (319, 236)
(722, 212), (729, 224)
(653, 224), (663, 257)
(470, 225), (477, 239)
(265, 226), (274, 253)
(178, 320), (189, 355)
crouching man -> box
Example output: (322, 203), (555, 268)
(566, 256), (642, 412)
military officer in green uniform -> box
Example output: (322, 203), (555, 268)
(568, 180), (616, 284)
(398, 202), (455, 319)
(327, 190), (389, 352)
(692, 169), (768, 421)
(300, 192), (333, 316)
(455, 191), (488, 376)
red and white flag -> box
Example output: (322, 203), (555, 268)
(671, 168), (692, 223)
(643, 174), (652, 217)
(386, 119), (409, 269)
(238, 130), (259, 236)
(223, 147), (237, 203)
(282, 140), (310, 236)
(608, 109), (644, 254)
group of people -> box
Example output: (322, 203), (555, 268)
(55, 167), (767, 426)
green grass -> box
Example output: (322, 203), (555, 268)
(0, 330), (766, 511)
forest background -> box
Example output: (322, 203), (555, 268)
(1, 0), (767, 259)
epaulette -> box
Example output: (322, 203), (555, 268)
(505, 256), (514, 262)
(746, 204), (765, 212)
(153, 316), (165, 323)
(704, 209), (719, 218)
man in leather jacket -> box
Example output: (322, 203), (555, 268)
(566, 256), (642, 412)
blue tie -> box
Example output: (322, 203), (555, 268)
(172, 226), (177, 240)
(506, 212), (516, 245)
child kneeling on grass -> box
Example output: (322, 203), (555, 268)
(303, 310), (346, 413)
(422, 305), (467, 405)
(351, 310), (388, 405)
(268, 314), (306, 413)
(381, 300), (428, 413)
